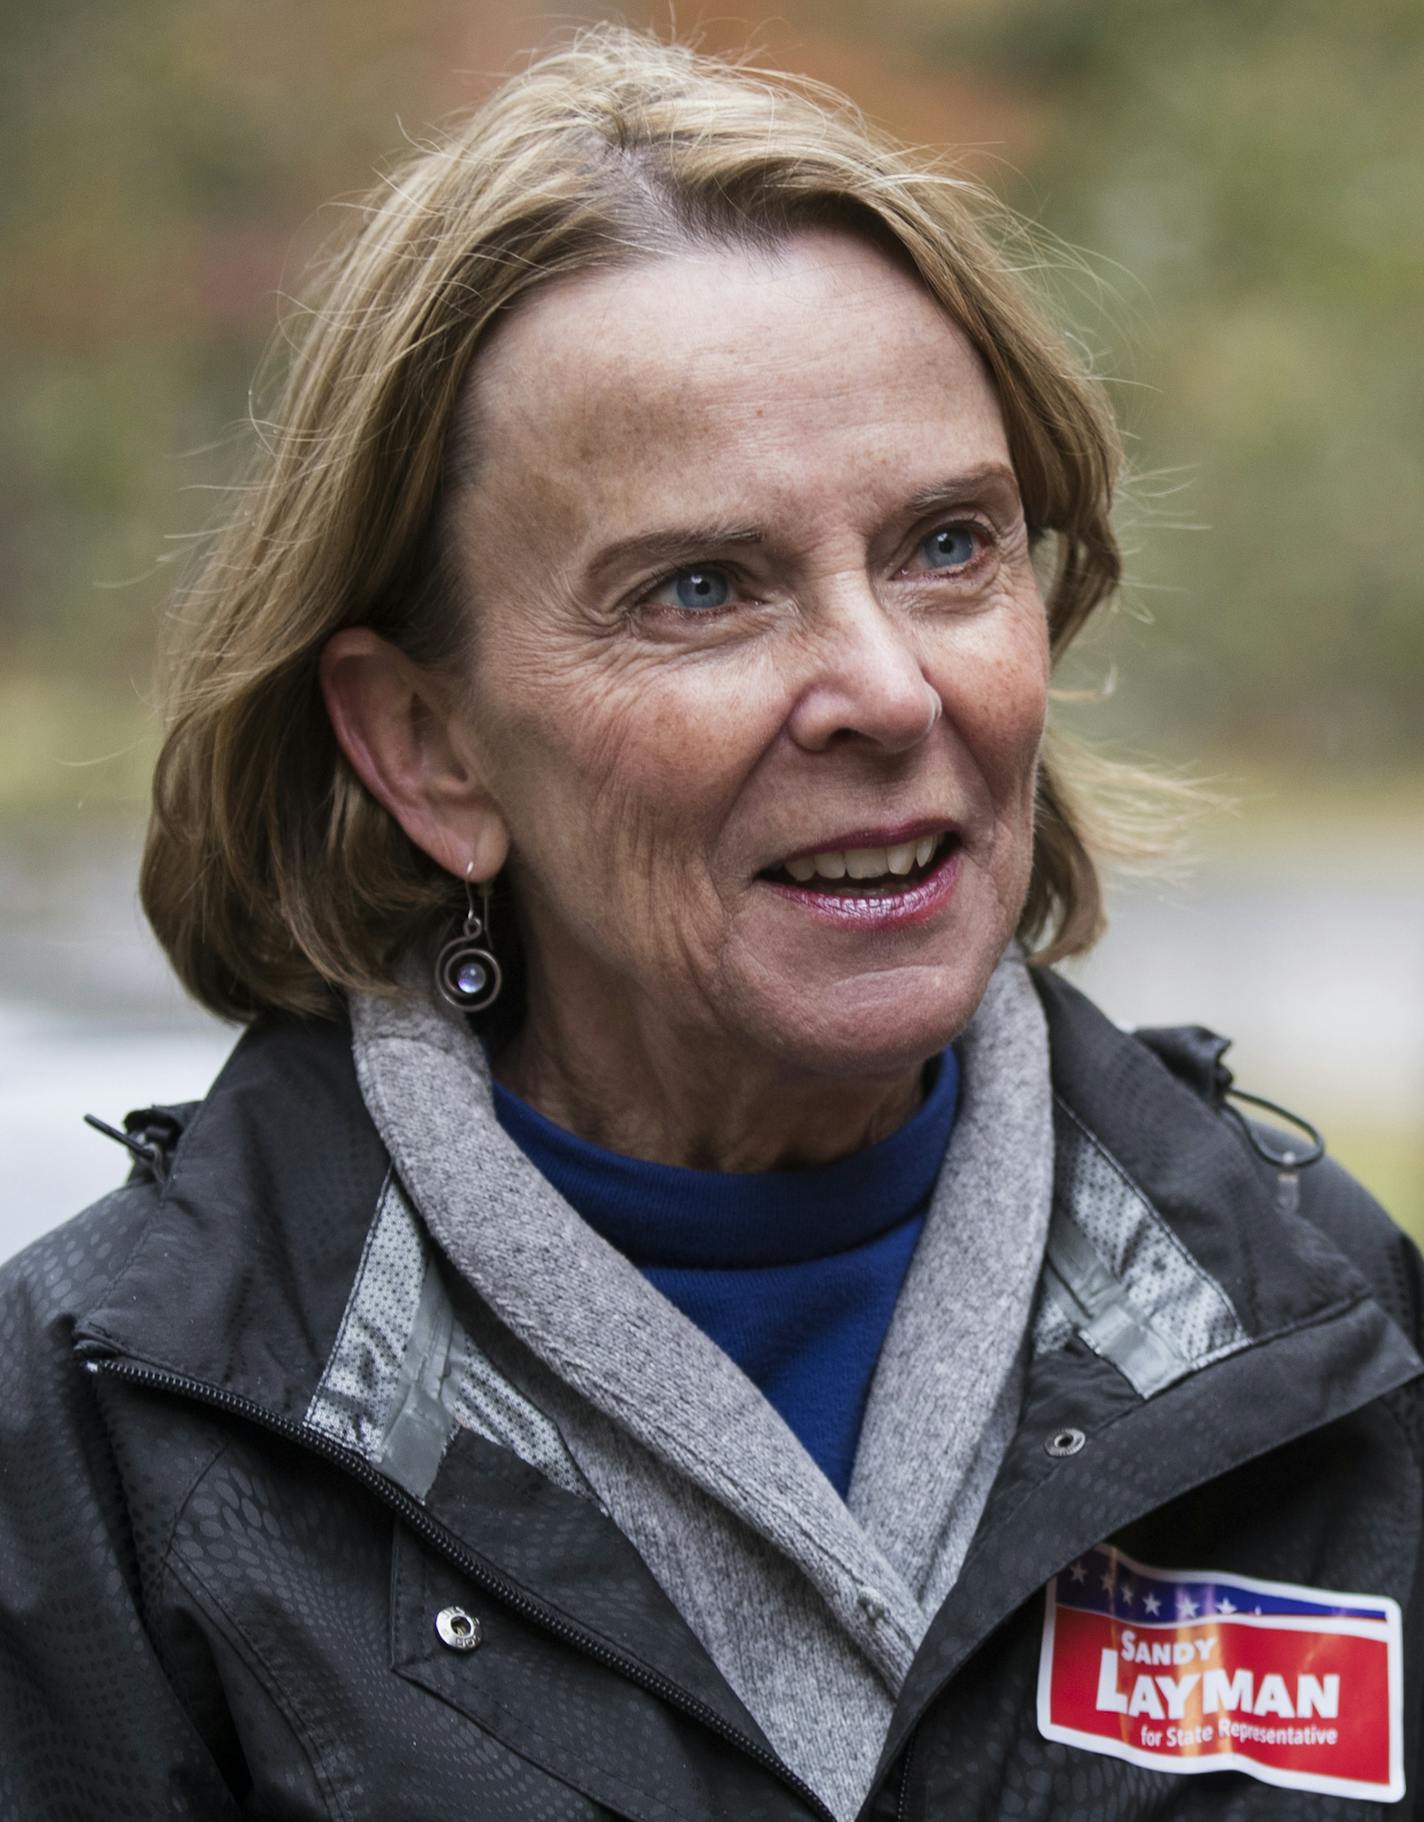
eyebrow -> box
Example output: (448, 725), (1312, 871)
(585, 523), (764, 588)
(583, 461), (1024, 588)
(904, 462), (1023, 517)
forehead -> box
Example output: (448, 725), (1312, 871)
(459, 227), (1011, 542)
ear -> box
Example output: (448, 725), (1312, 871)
(319, 627), (510, 882)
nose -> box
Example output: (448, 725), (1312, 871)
(784, 588), (942, 755)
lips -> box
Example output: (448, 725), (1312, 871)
(758, 836), (963, 929)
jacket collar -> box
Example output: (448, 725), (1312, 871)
(76, 969), (1419, 1500)
(76, 1011), (386, 1421)
(1035, 966), (1400, 1346)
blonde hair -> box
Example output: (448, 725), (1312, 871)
(143, 23), (1158, 1021)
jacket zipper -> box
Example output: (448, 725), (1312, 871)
(893, 1729), (916, 1822)
(88, 1353), (837, 1822)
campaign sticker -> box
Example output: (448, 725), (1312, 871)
(1037, 1543), (1404, 1802)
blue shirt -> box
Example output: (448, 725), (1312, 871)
(492, 1052), (959, 1498)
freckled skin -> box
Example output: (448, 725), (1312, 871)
(444, 229), (1049, 1168)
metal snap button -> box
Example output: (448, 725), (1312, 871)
(1045, 1427), (1086, 1459)
(435, 1605), (481, 1651)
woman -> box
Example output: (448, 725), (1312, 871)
(1, 27), (1419, 1820)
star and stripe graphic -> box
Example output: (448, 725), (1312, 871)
(1062, 1544), (1390, 1625)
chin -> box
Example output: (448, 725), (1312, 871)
(719, 849), (1030, 1081)
(739, 952), (1005, 1084)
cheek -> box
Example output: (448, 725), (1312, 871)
(942, 605), (1051, 803)
(480, 635), (780, 886)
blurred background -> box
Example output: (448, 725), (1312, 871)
(2, 0), (1420, 1259)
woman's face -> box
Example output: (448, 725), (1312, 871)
(452, 227), (1050, 1082)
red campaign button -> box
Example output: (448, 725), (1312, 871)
(1037, 1544), (1404, 1802)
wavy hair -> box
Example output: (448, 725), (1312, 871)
(142, 23), (1172, 1020)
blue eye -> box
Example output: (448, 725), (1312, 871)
(921, 525), (979, 570)
(668, 567), (732, 611)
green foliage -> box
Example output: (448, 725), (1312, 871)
(924, 0), (1424, 763)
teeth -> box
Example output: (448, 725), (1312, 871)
(886, 842), (916, 876)
(778, 834), (945, 884)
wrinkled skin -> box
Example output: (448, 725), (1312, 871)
(322, 229), (1049, 1168)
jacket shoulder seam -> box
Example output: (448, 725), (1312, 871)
(165, 1542), (354, 1822)
(77, 1081), (221, 1323)
(1, 1179), (161, 1320)
(158, 1434), (239, 1592)
(1375, 1369), (1424, 1472)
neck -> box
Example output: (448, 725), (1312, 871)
(493, 990), (927, 1173)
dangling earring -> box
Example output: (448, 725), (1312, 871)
(434, 863), (503, 1012)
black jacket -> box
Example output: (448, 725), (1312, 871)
(1, 970), (1420, 1820)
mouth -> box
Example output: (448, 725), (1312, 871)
(758, 827), (959, 898)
